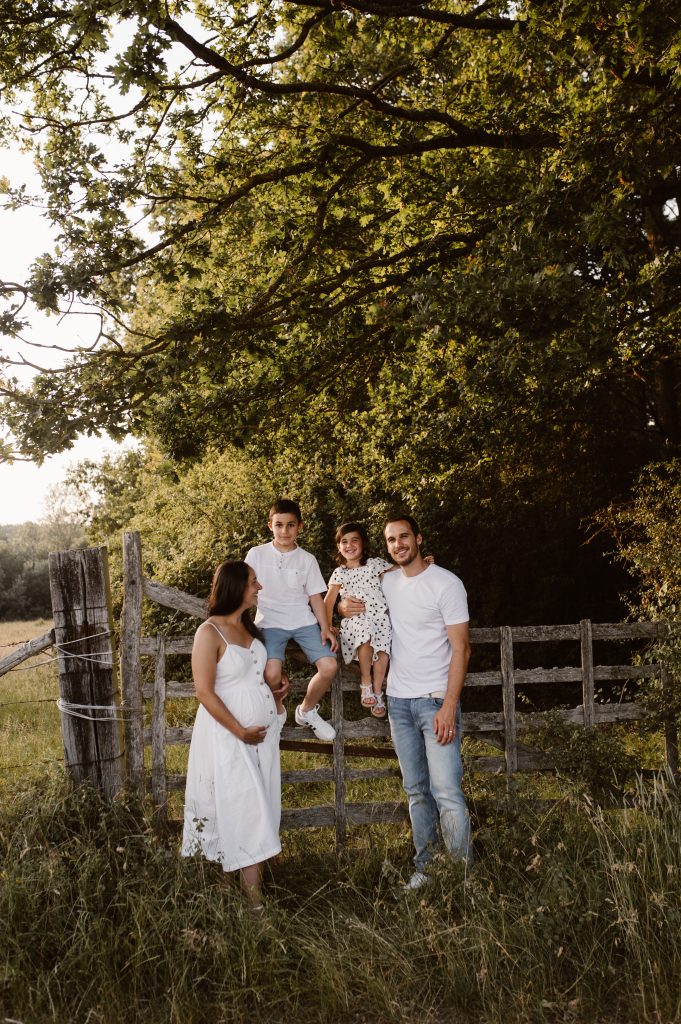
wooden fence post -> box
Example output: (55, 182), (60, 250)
(332, 661), (346, 852)
(120, 531), (145, 794)
(580, 619), (595, 728)
(48, 546), (124, 798)
(152, 636), (168, 821)
(500, 626), (518, 776)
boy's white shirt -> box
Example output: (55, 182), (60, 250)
(245, 541), (327, 630)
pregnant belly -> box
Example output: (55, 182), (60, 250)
(216, 682), (275, 728)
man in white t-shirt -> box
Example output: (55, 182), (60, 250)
(340, 514), (472, 888)
(245, 499), (338, 741)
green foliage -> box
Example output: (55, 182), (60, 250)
(529, 713), (639, 803)
(599, 458), (681, 624)
(596, 456), (681, 723)
(1, 0), (679, 457)
(1, 0), (680, 626)
(72, 445), (275, 592)
(0, 520), (84, 620)
(0, 482), (88, 619)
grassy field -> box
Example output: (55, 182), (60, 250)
(1, 620), (680, 1023)
(0, 619), (63, 794)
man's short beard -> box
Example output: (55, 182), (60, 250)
(396, 549), (419, 567)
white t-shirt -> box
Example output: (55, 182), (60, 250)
(244, 542), (327, 630)
(383, 564), (469, 698)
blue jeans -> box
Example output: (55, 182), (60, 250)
(388, 696), (472, 870)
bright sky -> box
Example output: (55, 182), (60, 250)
(0, 142), (133, 524)
(0, 18), (208, 524)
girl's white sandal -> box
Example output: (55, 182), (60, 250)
(360, 682), (377, 707)
(371, 694), (387, 718)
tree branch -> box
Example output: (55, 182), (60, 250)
(281, 0), (516, 30)
(159, 15), (538, 143)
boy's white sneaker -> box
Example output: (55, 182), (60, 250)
(294, 704), (336, 741)
(404, 871), (431, 892)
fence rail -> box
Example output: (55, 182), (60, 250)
(0, 630), (55, 677)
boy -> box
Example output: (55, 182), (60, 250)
(245, 499), (338, 740)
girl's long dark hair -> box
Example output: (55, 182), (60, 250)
(207, 560), (263, 641)
(335, 521), (370, 566)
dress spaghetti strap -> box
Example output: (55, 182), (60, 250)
(204, 620), (230, 646)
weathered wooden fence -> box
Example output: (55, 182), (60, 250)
(2, 533), (678, 850)
(115, 533), (680, 846)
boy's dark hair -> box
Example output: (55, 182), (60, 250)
(384, 513), (422, 538)
(207, 560), (263, 642)
(269, 498), (302, 522)
(335, 521), (371, 566)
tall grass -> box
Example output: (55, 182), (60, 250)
(2, 620), (680, 1022)
(2, 777), (680, 1024)
(0, 620), (62, 794)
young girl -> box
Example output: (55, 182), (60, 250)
(324, 522), (394, 718)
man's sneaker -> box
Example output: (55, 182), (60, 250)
(404, 870), (431, 892)
(294, 703), (336, 741)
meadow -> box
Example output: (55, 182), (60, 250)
(1, 620), (680, 1024)
(0, 619), (62, 793)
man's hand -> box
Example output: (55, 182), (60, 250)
(433, 700), (458, 745)
(336, 595), (366, 618)
(270, 672), (290, 702)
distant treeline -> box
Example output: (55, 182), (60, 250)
(0, 521), (85, 621)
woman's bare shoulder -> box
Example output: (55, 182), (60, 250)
(195, 619), (228, 644)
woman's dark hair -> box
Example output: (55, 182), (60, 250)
(335, 521), (370, 566)
(207, 560), (263, 641)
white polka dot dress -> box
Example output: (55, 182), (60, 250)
(328, 557), (393, 665)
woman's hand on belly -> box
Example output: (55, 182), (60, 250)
(239, 724), (268, 745)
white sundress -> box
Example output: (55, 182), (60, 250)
(328, 557), (393, 665)
(181, 626), (286, 872)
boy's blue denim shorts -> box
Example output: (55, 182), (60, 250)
(262, 624), (335, 664)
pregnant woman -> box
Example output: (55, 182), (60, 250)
(181, 560), (287, 910)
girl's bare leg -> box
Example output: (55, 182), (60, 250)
(372, 651), (389, 694)
(241, 862), (264, 908)
(357, 641), (376, 706)
(357, 641), (373, 683)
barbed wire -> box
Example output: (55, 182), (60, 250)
(0, 696), (134, 721)
(0, 698), (56, 709)
(2, 654), (114, 675)
(0, 634), (50, 648)
(1, 630), (115, 675)
(0, 752), (125, 773)
(1, 657), (60, 674)
(1, 629), (111, 650)
(0, 757), (61, 772)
